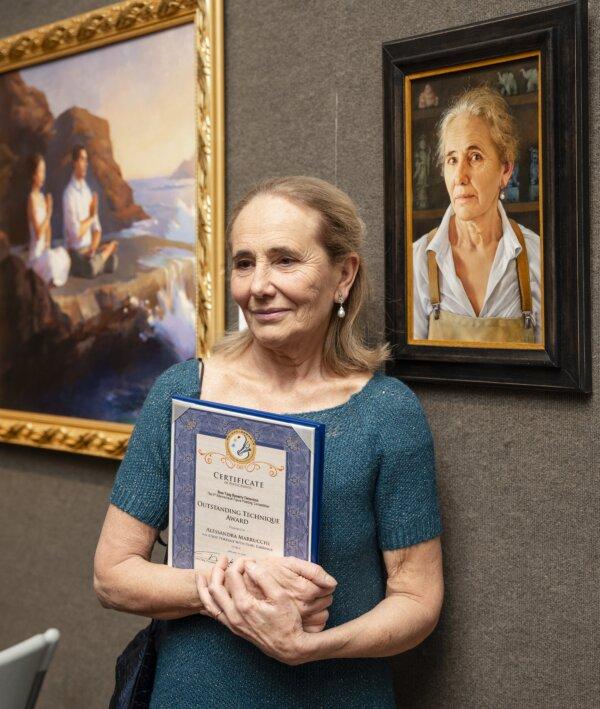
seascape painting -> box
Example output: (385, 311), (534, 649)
(0, 23), (197, 424)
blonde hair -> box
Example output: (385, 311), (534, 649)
(436, 85), (519, 168)
(213, 176), (390, 375)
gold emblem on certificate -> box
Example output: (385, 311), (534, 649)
(225, 429), (256, 464)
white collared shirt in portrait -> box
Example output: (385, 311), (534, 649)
(412, 201), (542, 342)
(62, 177), (101, 251)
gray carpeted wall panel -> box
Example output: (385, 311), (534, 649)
(0, 1), (597, 707)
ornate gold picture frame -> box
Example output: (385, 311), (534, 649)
(0, 0), (225, 458)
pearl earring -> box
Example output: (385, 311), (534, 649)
(336, 294), (345, 318)
(500, 187), (506, 201)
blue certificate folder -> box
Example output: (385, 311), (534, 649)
(169, 396), (325, 568)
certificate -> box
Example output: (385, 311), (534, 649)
(168, 396), (325, 568)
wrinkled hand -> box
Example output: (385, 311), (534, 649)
(197, 556), (316, 665)
(240, 556), (335, 632)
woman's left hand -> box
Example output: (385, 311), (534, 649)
(197, 556), (315, 666)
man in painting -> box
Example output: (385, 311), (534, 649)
(63, 145), (118, 278)
(412, 86), (542, 344)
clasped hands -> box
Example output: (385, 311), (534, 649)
(195, 555), (336, 665)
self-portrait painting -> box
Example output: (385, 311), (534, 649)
(383, 1), (590, 391)
(406, 54), (544, 349)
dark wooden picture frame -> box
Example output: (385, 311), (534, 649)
(383, 0), (590, 392)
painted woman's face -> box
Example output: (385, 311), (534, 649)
(442, 113), (513, 222)
(33, 159), (46, 189)
(230, 194), (342, 352)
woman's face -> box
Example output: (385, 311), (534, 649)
(230, 194), (342, 352)
(33, 159), (45, 189)
(442, 113), (513, 222)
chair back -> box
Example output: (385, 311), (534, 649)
(0, 629), (60, 709)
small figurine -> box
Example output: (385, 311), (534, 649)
(418, 83), (439, 109)
(505, 163), (520, 202)
(413, 135), (431, 210)
(497, 71), (518, 96)
(529, 147), (539, 201)
(520, 68), (538, 93)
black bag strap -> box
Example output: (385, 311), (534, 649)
(198, 356), (204, 395)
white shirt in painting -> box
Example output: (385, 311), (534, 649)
(412, 201), (542, 342)
(62, 177), (101, 250)
(27, 190), (70, 287)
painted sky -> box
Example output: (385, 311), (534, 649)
(23, 23), (196, 180)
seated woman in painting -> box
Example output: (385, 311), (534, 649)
(412, 86), (542, 344)
(27, 153), (70, 288)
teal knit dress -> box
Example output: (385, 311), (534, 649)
(111, 359), (442, 708)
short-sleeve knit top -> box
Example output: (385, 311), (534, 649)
(110, 359), (442, 709)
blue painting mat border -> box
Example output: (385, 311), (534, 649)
(170, 396), (324, 568)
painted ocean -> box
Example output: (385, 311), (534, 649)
(27, 177), (198, 424)
(122, 176), (196, 245)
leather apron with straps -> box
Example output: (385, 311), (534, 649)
(426, 218), (535, 343)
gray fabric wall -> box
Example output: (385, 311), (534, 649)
(0, 1), (597, 707)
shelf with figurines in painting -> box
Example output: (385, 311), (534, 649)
(410, 60), (541, 237)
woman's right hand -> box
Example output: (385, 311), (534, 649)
(196, 556), (336, 631)
(239, 557), (337, 632)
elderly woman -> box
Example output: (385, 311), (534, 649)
(95, 176), (443, 708)
(413, 86), (542, 343)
